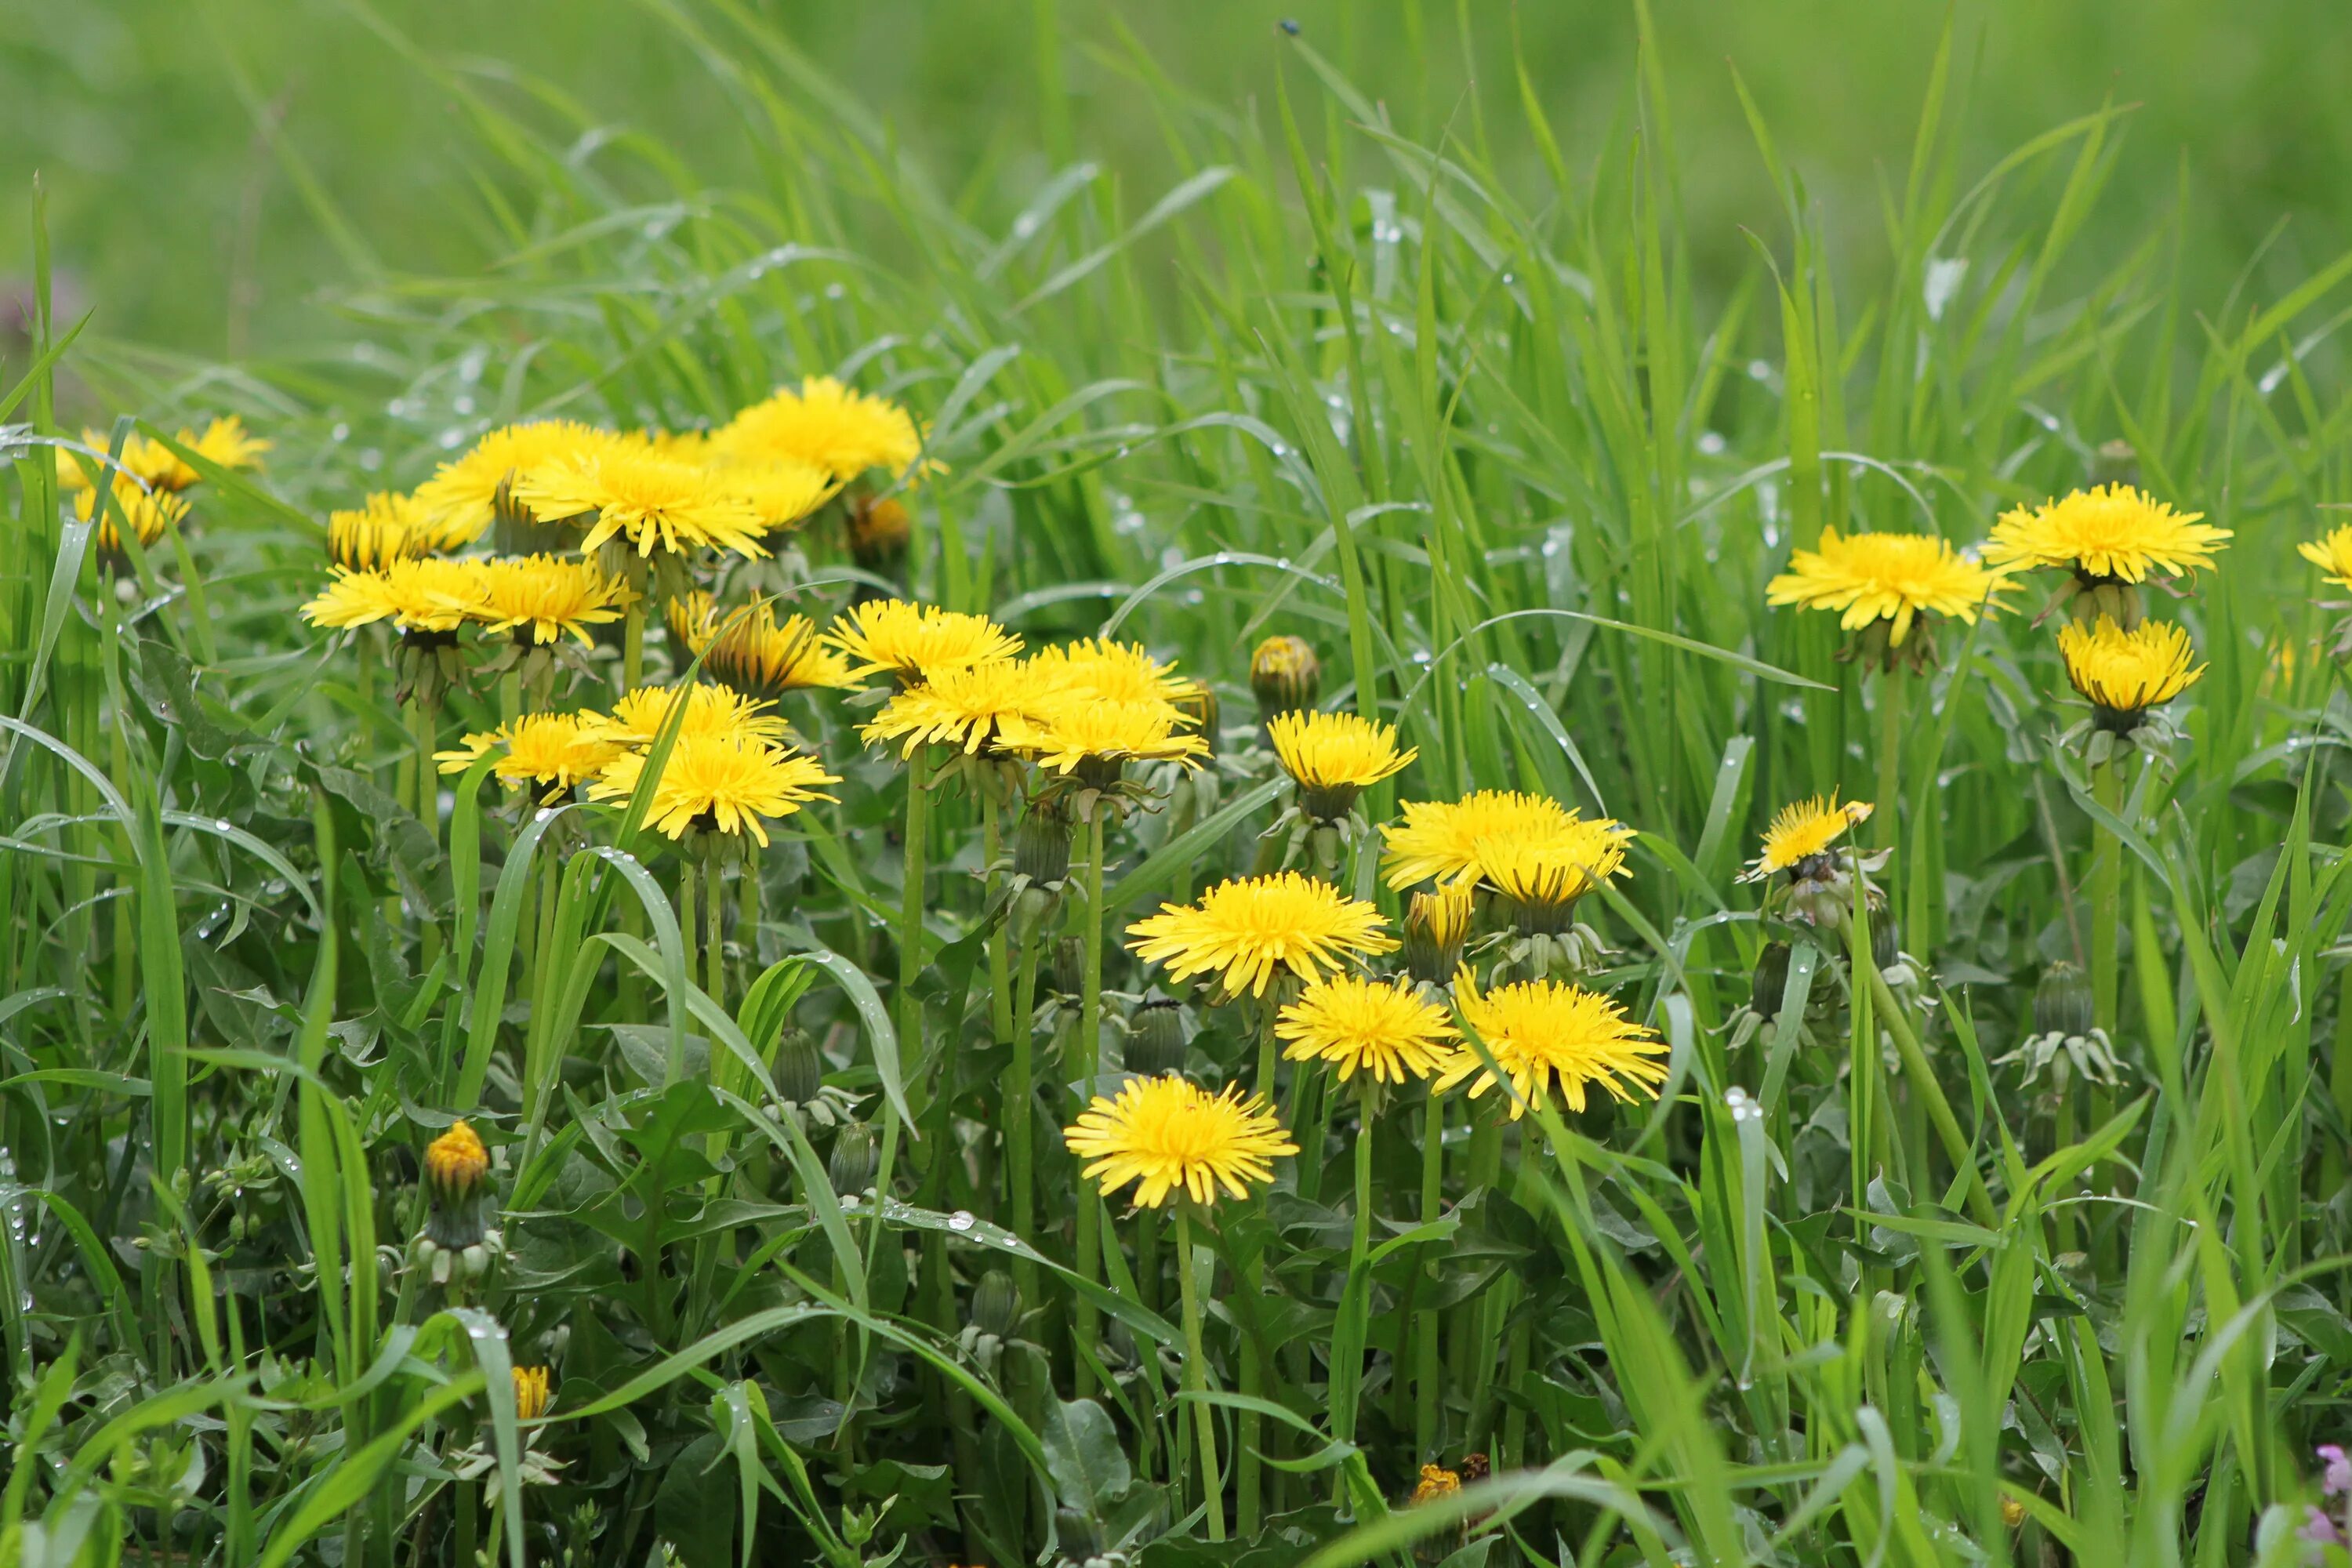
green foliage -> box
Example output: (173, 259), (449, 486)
(7, 5), (2352, 1566)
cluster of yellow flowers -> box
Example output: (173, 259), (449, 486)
(60, 416), (270, 555)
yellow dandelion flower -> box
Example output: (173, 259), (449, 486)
(2299, 524), (2352, 592)
(1402, 881), (1478, 984)
(994, 694), (1209, 775)
(823, 599), (1022, 682)
(588, 733), (838, 845)
(709, 457), (838, 533)
(474, 555), (633, 646)
(1766, 529), (2006, 645)
(1276, 973), (1459, 1085)
(1435, 969), (1668, 1119)
(64, 416), (266, 495)
(1063, 1076), (1298, 1209)
(676, 596), (861, 698)
(514, 448), (768, 560)
(1472, 816), (1634, 930)
(74, 480), (189, 554)
(2056, 616), (2204, 720)
(713, 376), (929, 482)
(412, 421), (622, 546)
(1127, 872), (1396, 999)
(301, 557), (490, 634)
(1410, 1465), (1463, 1508)
(593, 684), (797, 749)
(435, 713), (626, 800)
(1026, 637), (1205, 705)
(862, 660), (1055, 757)
(328, 492), (434, 570)
(1739, 795), (1873, 884)
(1379, 791), (1583, 891)
(513, 1366), (553, 1423)
(1267, 709), (1417, 817)
(423, 1120), (488, 1199)
(1987, 485), (2230, 583)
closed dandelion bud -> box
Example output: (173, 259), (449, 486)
(1403, 884), (1473, 985)
(1999, 1496), (2028, 1530)
(971, 1269), (1022, 1340)
(1013, 802), (1073, 885)
(2032, 961), (2095, 1041)
(829, 1123), (878, 1197)
(847, 494), (911, 575)
(1052, 935), (1087, 999)
(513, 1365), (554, 1422)
(422, 1120), (492, 1250)
(771, 1027), (824, 1108)
(1127, 1000), (1189, 1077)
(1748, 941), (1791, 1018)
(1250, 634), (1320, 717)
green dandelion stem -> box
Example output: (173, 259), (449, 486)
(1008, 939), (1042, 1309)
(1172, 1203), (1225, 1544)
(1414, 1086), (1445, 1459)
(1074, 803), (1107, 1392)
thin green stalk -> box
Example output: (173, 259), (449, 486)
(675, 860), (699, 1087)
(1414, 1088), (1445, 1458)
(1074, 804), (1106, 1391)
(705, 849), (725, 1008)
(621, 576), (646, 692)
(410, 700), (442, 968)
(1331, 1085), (1375, 1499)
(2088, 759), (2125, 1032)
(1008, 939), (1042, 1308)
(1172, 1205), (1224, 1544)
(1874, 663), (1906, 858)
(898, 746), (934, 1098)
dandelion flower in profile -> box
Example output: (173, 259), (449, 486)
(1436, 969), (1668, 1119)
(436, 713), (626, 801)
(1128, 872), (1396, 999)
(824, 599), (1022, 683)
(1766, 529), (2005, 648)
(476, 556), (633, 645)
(676, 596), (860, 698)
(514, 448), (768, 560)
(1987, 485), (2230, 584)
(714, 376), (930, 482)
(1379, 790), (1583, 891)
(863, 660), (1053, 757)
(1276, 973), (1459, 1085)
(1401, 881), (1477, 985)
(1267, 710), (1417, 818)
(2056, 616), (2204, 728)
(412, 420), (619, 546)
(1738, 795), (1873, 884)
(512, 1366), (554, 1423)
(328, 492), (434, 570)
(302, 557), (491, 634)
(1473, 816), (1634, 931)
(74, 480), (189, 555)
(1063, 1076), (1298, 1208)
(997, 694), (1209, 779)
(588, 733), (838, 845)
(2300, 525), (2352, 592)
(593, 683), (797, 749)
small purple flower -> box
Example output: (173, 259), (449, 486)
(2306, 1503), (2349, 1548)
(2323, 1445), (2352, 1499)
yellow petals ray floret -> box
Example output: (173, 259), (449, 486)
(1268, 710), (1417, 811)
(301, 558), (488, 635)
(1127, 872), (1396, 998)
(2300, 524), (2352, 592)
(1436, 969), (1670, 1119)
(2056, 616), (2205, 717)
(1740, 796), (1874, 883)
(714, 376), (928, 483)
(1276, 973), (1460, 1085)
(1766, 529), (2005, 645)
(587, 734), (838, 846)
(1063, 1076), (1298, 1209)
(514, 449), (768, 560)
(435, 714), (626, 799)
(996, 695), (1207, 775)
(1380, 790), (1584, 891)
(824, 599), (1022, 682)
(476, 556), (633, 645)
(1472, 815), (1634, 912)
(862, 661), (1056, 757)
(328, 492), (434, 570)
(1987, 485), (2230, 582)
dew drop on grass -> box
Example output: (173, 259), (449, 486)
(948, 1210), (975, 1232)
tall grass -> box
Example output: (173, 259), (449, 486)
(5, 5), (2352, 1566)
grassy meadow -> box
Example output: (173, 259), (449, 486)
(8, 2), (2352, 1564)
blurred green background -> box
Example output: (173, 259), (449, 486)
(5, 0), (2350, 358)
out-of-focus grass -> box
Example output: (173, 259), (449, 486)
(5, 0), (2349, 356)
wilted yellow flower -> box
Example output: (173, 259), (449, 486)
(514, 449), (768, 560)
(1410, 1465), (1463, 1507)
(593, 684), (797, 749)
(1379, 791), (1584, 891)
(825, 599), (1022, 683)
(74, 480), (189, 555)
(1063, 1076), (1298, 1208)
(589, 734), (838, 845)
(862, 660), (1055, 757)
(2299, 524), (2352, 591)
(301, 557), (490, 634)
(2056, 616), (2203, 720)
(1739, 796), (1872, 884)
(513, 1366), (553, 1423)
(1267, 710), (1417, 818)
(475, 556), (632, 645)
(1436, 970), (1669, 1119)
(328, 492), (434, 570)
(436, 713), (626, 800)
(412, 421), (620, 547)
(1987, 485), (2230, 583)
(1127, 872), (1396, 999)
(1276, 973), (1459, 1085)
(1766, 529), (2005, 646)
(713, 376), (929, 482)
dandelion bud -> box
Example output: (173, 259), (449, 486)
(829, 1123), (878, 1198)
(846, 494), (911, 575)
(1999, 1496), (2027, 1530)
(1052, 935), (1087, 999)
(1748, 941), (1791, 1018)
(513, 1365), (554, 1422)
(1403, 884), (1473, 985)
(1250, 635), (1320, 718)
(1013, 800), (1073, 886)
(2031, 961), (2095, 1042)
(1127, 1000), (1189, 1077)
(771, 1027), (824, 1108)
(971, 1269), (1022, 1340)
(423, 1121), (489, 1220)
